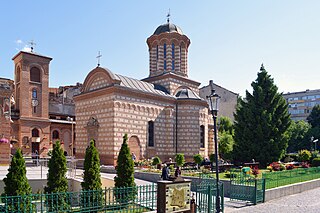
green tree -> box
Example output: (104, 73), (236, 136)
(287, 120), (311, 153)
(114, 134), (136, 203)
(152, 156), (161, 166)
(175, 153), (185, 167)
(193, 154), (203, 169)
(219, 132), (234, 160)
(2, 149), (32, 211)
(307, 105), (320, 128)
(81, 140), (102, 211)
(298, 149), (311, 162)
(233, 65), (291, 167)
(44, 140), (69, 211)
(218, 116), (234, 134)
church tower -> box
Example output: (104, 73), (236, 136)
(146, 18), (190, 78)
(12, 51), (52, 119)
(143, 17), (201, 96)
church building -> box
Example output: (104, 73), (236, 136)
(74, 19), (214, 165)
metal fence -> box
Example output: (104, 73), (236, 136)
(262, 167), (320, 189)
(0, 184), (157, 213)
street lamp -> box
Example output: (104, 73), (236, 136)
(206, 80), (221, 213)
(67, 116), (74, 157)
(311, 136), (319, 152)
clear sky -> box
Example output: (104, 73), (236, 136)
(1, 1), (319, 96)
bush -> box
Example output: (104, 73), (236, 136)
(312, 158), (320, 167)
(298, 150), (311, 162)
(193, 154), (203, 166)
(280, 164), (286, 171)
(209, 153), (216, 163)
(270, 162), (280, 171)
(301, 162), (310, 168)
(286, 164), (294, 170)
(267, 166), (273, 172)
(152, 156), (161, 166)
(175, 153), (185, 167)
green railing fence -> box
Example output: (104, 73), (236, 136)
(0, 184), (157, 213)
(262, 167), (320, 189)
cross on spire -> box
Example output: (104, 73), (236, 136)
(29, 40), (36, 52)
(167, 9), (171, 23)
(96, 51), (102, 67)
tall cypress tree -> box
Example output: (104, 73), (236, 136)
(2, 149), (32, 211)
(114, 134), (136, 203)
(44, 140), (69, 211)
(82, 140), (102, 190)
(233, 65), (290, 167)
(81, 140), (102, 211)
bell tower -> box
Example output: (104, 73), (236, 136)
(146, 20), (190, 78)
(12, 51), (52, 119)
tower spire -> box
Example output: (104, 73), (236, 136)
(167, 9), (170, 23)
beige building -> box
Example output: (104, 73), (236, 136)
(74, 20), (214, 165)
(283, 89), (320, 121)
(200, 82), (238, 121)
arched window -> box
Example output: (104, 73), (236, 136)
(172, 43), (175, 70)
(164, 43), (167, 70)
(32, 128), (39, 137)
(32, 88), (37, 99)
(30, 67), (41, 83)
(148, 121), (154, 147)
(16, 67), (21, 83)
(200, 125), (205, 148)
(52, 130), (59, 139)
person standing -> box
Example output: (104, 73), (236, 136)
(161, 164), (170, 180)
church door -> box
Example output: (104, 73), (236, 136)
(128, 136), (141, 160)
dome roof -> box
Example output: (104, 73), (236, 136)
(153, 22), (183, 35)
(175, 88), (201, 100)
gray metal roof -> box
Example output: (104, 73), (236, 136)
(175, 88), (201, 100)
(153, 23), (183, 35)
(114, 73), (173, 98)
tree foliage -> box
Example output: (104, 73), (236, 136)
(233, 65), (291, 167)
(114, 134), (136, 203)
(175, 153), (185, 167)
(307, 105), (320, 128)
(2, 149), (32, 211)
(218, 116), (234, 134)
(44, 140), (69, 211)
(298, 149), (311, 162)
(82, 140), (102, 191)
(287, 120), (311, 153)
(81, 140), (102, 211)
(152, 156), (161, 166)
(219, 132), (234, 160)
(193, 154), (203, 167)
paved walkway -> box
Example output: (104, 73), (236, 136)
(224, 187), (320, 213)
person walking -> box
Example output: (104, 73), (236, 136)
(161, 164), (170, 180)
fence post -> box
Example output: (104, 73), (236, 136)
(262, 178), (266, 203)
(208, 185), (212, 213)
(254, 179), (257, 205)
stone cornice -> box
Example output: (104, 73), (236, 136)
(142, 72), (201, 87)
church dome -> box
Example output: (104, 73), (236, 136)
(175, 88), (201, 100)
(153, 22), (183, 35)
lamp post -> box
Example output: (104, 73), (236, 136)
(67, 116), (74, 157)
(206, 80), (221, 213)
(311, 136), (319, 152)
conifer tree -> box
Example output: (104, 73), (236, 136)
(44, 140), (69, 210)
(233, 65), (291, 167)
(114, 134), (136, 203)
(307, 105), (320, 128)
(81, 140), (102, 211)
(2, 149), (32, 211)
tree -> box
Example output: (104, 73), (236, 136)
(298, 149), (311, 162)
(287, 120), (311, 153)
(193, 154), (203, 169)
(175, 153), (185, 167)
(152, 156), (161, 166)
(44, 140), (69, 211)
(114, 134), (136, 203)
(2, 149), (32, 211)
(81, 140), (102, 211)
(218, 116), (234, 134)
(233, 65), (291, 167)
(218, 132), (234, 160)
(307, 105), (320, 128)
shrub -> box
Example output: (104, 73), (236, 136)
(280, 164), (286, 171)
(175, 153), (185, 167)
(311, 151), (319, 161)
(301, 162), (310, 168)
(152, 156), (161, 166)
(193, 154), (203, 166)
(286, 164), (294, 170)
(298, 150), (311, 162)
(312, 158), (320, 167)
(251, 166), (260, 178)
(270, 162), (280, 171)
(267, 166), (273, 172)
(169, 164), (174, 172)
(209, 153), (216, 163)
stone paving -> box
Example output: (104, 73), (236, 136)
(224, 187), (320, 213)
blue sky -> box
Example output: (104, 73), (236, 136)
(1, 1), (319, 96)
